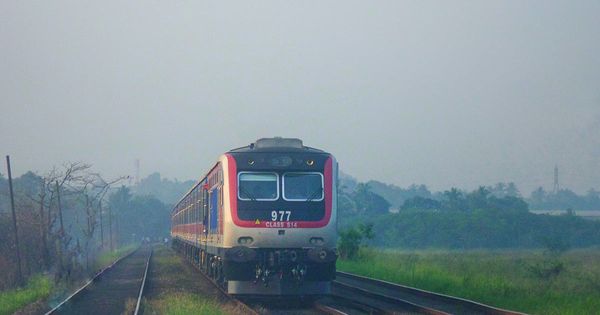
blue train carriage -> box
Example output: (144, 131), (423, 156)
(171, 137), (338, 296)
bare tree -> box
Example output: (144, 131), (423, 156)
(65, 169), (124, 271)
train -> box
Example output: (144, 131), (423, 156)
(171, 137), (338, 296)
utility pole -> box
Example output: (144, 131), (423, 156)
(115, 208), (119, 249)
(108, 206), (113, 251)
(55, 181), (64, 237)
(99, 200), (104, 248)
(6, 155), (23, 285)
(55, 180), (65, 277)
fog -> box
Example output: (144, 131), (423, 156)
(1, 1), (599, 193)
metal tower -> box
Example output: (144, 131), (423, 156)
(553, 165), (559, 194)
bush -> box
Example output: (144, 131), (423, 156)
(0, 275), (52, 315)
(338, 223), (374, 259)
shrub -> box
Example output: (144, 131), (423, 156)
(338, 223), (374, 259)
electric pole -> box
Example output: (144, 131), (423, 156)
(6, 155), (23, 285)
(99, 200), (104, 248)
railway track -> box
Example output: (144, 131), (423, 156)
(176, 247), (260, 315)
(45, 246), (152, 315)
(177, 246), (527, 315)
(331, 271), (527, 315)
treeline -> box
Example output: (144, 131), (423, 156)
(0, 163), (170, 291)
(369, 208), (600, 249)
(339, 177), (600, 249)
(356, 175), (600, 211)
(529, 187), (600, 210)
(133, 172), (194, 204)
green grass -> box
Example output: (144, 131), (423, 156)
(93, 243), (138, 271)
(143, 245), (235, 314)
(145, 293), (227, 315)
(337, 248), (600, 315)
(0, 275), (52, 315)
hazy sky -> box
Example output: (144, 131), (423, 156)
(1, 1), (599, 194)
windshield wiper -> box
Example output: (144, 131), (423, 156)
(306, 187), (323, 202)
(239, 186), (257, 201)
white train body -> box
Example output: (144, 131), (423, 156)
(171, 138), (337, 295)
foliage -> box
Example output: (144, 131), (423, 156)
(526, 259), (564, 280)
(338, 183), (390, 226)
(367, 208), (600, 249)
(338, 182), (600, 249)
(366, 180), (432, 209)
(143, 245), (231, 315)
(337, 249), (600, 315)
(352, 183), (391, 215)
(133, 172), (195, 204)
(401, 196), (441, 211)
(92, 244), (137, 271)
(0, 163), (125, 291)
(338, 223), (374, 259)
(144, 293), (226, 315)
(529, 187), (600, 210)
(108, 186), (171, 243)
(0, 275), (52, 315)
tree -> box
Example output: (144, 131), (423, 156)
(401, 196), (441, 211)
(352, 183), (390, 215)
(338, 223), (374, 259)
(442, 188), (466, 211)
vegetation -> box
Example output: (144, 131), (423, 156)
(529, 187), (600, 210)
(145, 293), (227, 315)
(337, 248), (600, 315)
(338, 182), (391, 218)
(0, 163), (126, 290)
(369, 209), (600, 248)
(339, 182), (600, 249)
(108, 186), (171, 243)
(0, 164), (169, 315)
(143, 246), (235, 315)
(0, 275), (52, 315)
(133, 172), (195, 204)
(92, 243), (138, 271)
(338, 223), (374, 259)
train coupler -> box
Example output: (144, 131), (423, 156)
(291, 264), (307, 284)
(254, 264), (272, 287)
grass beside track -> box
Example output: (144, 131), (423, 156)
(145, 293), (226, 315)
(0, 244), (138, 315)
(143, 245), (237, 315)
(92, 243), (138, 271)
(0, 275), (52, 315)
(337, 248), (600, 315)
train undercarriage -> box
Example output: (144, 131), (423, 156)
(172, 238), (336, 296)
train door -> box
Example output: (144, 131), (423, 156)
(209, 188), (219, 233)
(202, 186), (208, 235)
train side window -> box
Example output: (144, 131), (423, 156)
(237, 172), (279, 201)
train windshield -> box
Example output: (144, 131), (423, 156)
(283, 172), (324, 201)
(238, 172), (279, 201)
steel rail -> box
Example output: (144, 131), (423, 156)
(313, 302), (349, 315)
(336, 271), (528, 315)
(333, 280), (449, 315)
(45, 246), (141, 315)
(134, 248), (153, 315)
(315, 294), (390, 315)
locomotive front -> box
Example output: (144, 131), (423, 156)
(222, 137), (338, 295)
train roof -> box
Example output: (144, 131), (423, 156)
(227, 137), (327, 154)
